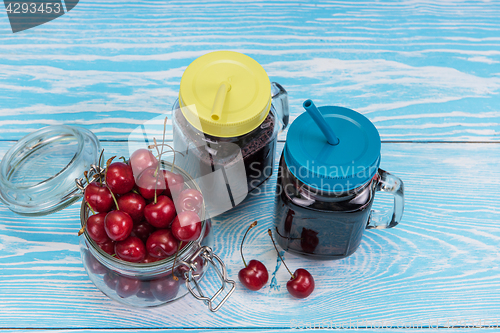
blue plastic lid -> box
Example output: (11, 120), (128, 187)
(284, 105), (381, 193)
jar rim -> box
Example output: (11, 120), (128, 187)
(0, 125), (100, 216)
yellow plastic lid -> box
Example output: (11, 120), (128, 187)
(179, 51), (272, 138)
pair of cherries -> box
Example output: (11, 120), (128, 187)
(238, 222), (315, 299)
(83, 148), (204, 264)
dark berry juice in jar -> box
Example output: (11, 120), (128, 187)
(273, 100), (404, 260)
(173, 51), (288, 216)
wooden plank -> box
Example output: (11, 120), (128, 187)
(0, 141), (499, 329)
(0, 329), (495, 333)
(1, 1), (500, 141)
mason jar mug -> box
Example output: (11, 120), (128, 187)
(172, 51), (289, 216)
(273, 101), (404, 260)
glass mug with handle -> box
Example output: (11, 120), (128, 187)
(273, 100), (404, 259)
(172, 51), (289, 219)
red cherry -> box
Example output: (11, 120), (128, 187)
(238, 222), (268, 291)
(284, 210), (295, 234)
(129, 148), (158, 181)
(84, 251), (107, 275)
(84, 182), (114, 213)
(144, 195), (176, 228)
(136, 283), (156, 301)
(146, 229), (179, 259)
(150, 275), (179, 302)
(136, 166), (166, 200)
(130, 220), (156, 243)
(106, 162), (135, 195)
(98, 240), (116, 255)
(86, 213), (110, 244)
(171, 211), (202, 242)
(104, 272), (119, 289)
(115, 236), (146, 263)
(238, 260), (269, 291)
(301, 228), (319, 254)
(141, 253), (161, 263)
(176, 255), (204, 281)
(268, 228), (313, 298)
(286, 268), (315, 299)
(163, 170), (184, 197)
(117, 192), (146, 223)
(175, 188), (203, 214)
(104, 211), (133, 241)
(116, 276), (141, 298)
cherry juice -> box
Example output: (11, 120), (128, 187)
(173, 107), (277, 195)
(274, 155), (377, 260)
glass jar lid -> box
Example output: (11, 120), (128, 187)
(179, 51), (272, 138)
(0, 125), (100, 216)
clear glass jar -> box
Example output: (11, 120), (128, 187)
(0, 125), (100, 216)
(274, 154), (404, 259)
(172, 51), (289, 215)
(273, 102), (404, 260)
(79, 162), (234, 310)
(172, 82), (288, 195)
(0, 125), (235, 311)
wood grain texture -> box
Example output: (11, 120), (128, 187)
(0, 141), (499, 329)
(0, 1), (500, 141)
(0, 330), (495, 333)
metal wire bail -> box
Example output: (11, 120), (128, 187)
(75, 164), (105, 192)
(184, 246), (236, 312)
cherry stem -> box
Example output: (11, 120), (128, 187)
(160, 116), (167, 162)
(152, 138), (162, 204)
(149, 116), (177, 204)
(172, 241), (182, 281)
(268, 229), (294, 279)
(86, 201), (96, 215)
(275, 227), (302, 240)
(105, 156), (120, 210)
(78, 202), (95, 236)
(160, 116), (173, 172)
(240, 221), (257, 268)
(150, 144), (182, 173)
(77, 225), (85, 236)
(119, 156), (127, 163)
(83, 171), (90, 185)
(97, 149), (105, 185)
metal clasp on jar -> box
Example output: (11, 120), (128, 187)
(179, 246), (236, 312)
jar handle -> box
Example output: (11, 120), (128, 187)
(366, 169), (404, 229)
(271, 82), (289, 132)
(183, 246), (236, 312)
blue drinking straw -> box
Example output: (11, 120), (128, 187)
(303, 99), (339, 146)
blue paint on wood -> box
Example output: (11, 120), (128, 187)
(0, 1), (499, 330)
(0, 1), (499, 141)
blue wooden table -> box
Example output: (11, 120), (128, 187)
(1, 1), (499, 331)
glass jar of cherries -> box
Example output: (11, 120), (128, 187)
(0, 125), (235, 311)
(79, 158), (235, 310)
